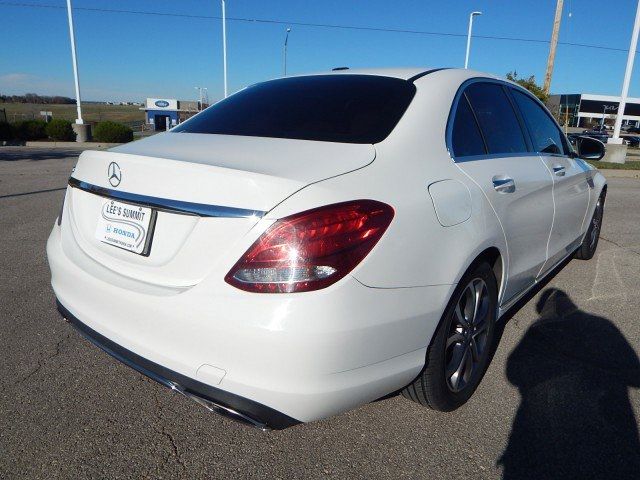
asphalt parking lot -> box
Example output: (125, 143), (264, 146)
(1, 146), (639, 479)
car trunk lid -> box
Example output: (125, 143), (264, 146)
(63, 133), (375, 288)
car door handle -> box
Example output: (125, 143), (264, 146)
(492, 176), (515, 193)
(553, 165), (566, 176)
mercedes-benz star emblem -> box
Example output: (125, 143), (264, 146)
(108, 162), (121, 187)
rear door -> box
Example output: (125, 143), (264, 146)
(509, 88), (590, 271)
(450, 80), (554, 304)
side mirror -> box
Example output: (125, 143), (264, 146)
(574, 136), (606, 161)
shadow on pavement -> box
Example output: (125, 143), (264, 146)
(0, 148), (82, 161)
(0, 187), (67, 199)
(499, 288), (640, 479)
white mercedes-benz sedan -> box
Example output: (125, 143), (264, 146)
(47, 68), (607, 429)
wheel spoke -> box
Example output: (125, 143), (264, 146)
(462, 347), (474, 383)
(446, 332), (465, 349)
(449, 348), (469, 391)
(473, 318), (488, 336)
(471, 280), (485, 325)
(455, 302), (469, 328)
(446, 343), (465, 376)
(469, 337), (480, 362)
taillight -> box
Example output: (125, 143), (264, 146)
(225, 200), (394, 293)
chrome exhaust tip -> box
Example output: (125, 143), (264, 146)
(165, 380), (269, 431)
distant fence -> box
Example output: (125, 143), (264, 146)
(7, 112), (38, 122)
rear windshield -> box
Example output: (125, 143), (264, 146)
(172, 75), (416, 144)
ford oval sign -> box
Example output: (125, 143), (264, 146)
(155, 100), (169, 108)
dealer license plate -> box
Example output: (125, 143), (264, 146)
(94, 199), (156, 255)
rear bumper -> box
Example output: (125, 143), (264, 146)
(56, 299), (299, 430)
(48, 221), (453, 423)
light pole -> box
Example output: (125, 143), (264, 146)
(201, 87), (208, 108)
(65, 0), (83, 124)
(283, 28), (291, 77)
(195, 86), (202, 111)
(612, 0), (640, 142)
(221, 0), (228, 98)
(464, 11), (482, 69)
(194, 87), (209, 111)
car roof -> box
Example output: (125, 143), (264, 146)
(295, 67), (507, 84)
(321, 67), (433, 80)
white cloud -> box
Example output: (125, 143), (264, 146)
(0, 72), (71, 96)
(0, 73), (35, 85)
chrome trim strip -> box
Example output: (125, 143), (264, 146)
(492, 178), (513, 187)
(68, 177), (266, 219)
(452, 152), (540, 163)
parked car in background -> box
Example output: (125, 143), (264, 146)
(47, 68), (607, 429)
(622, 135), (640, 148)
(567, 133), (581, 148)
(582, 129), (610, 143)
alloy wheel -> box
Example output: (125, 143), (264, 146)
(590, 197), (603, 251)
(445, 278), (491, 393)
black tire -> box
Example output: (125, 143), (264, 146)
(575, 192), (605, 260)
(402, 262), (498, 411)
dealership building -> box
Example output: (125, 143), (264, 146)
(142, 98), (203, 131)
(547, 93), (640, 129)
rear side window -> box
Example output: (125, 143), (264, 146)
(464, 82), (528, 155)
(511, 89), (567, 155)
(451, 95), (487, 157)
(172, 75), (416, 144)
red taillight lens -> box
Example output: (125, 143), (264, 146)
(225, 200), (394, 293)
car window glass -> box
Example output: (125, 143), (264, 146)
(512, 89), (566, 155)
(464, 83), (528, 154)
(451, 95), (486, 157)
(172, 75), (416, 144)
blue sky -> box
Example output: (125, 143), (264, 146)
(1, 0), (640, 102)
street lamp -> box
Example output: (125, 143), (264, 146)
(221, 0), (228, 98)
(194, 86), (202, 111)
(202, 87), (208, 108)
(283, 28), (292, 77)
(464, 11), (482, 69)
(194, 86), (209, 110)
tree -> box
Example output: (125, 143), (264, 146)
(0, 93), (75, 104)
(506, 71), (548, 103)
